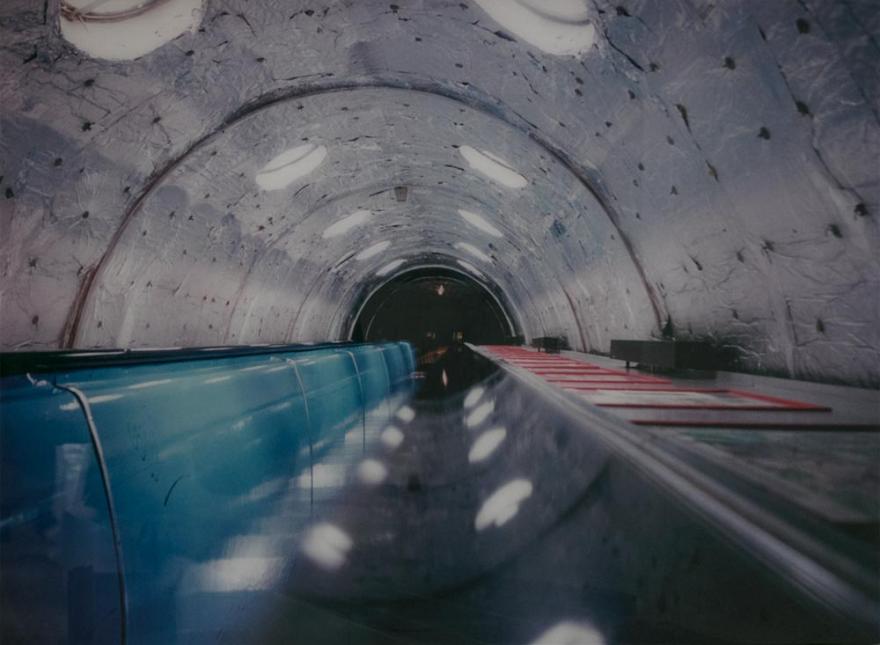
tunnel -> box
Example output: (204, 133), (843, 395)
(0, 1), (878, 644)
(350, 266), (516, 355)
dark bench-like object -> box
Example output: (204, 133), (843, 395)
(532, 336), (566, 353)
(609, 339), (716, 370)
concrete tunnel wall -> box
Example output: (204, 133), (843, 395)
(0, 0), (877, 387)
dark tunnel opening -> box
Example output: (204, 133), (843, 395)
(351, 267), (514, 363)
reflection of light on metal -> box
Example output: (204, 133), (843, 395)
(468, 426), (507, 463)
(380, 426), (404, 449)
(356, 459), (387, 485)
(191, 555), (283, 592)
(85, 393), (124, 406)
(464, 386), (485, 409)
(528, 621), (606, 645)
(396, 405), (416, 423)
(298, 463), (347, 489)
(436, 284), (445, 296)
(301, 523), (353, 571)
(475, 479), (533, 531)
(126, 378), (173, 390)
(442, 369), (449, 388)
(465, 399), (494, 428)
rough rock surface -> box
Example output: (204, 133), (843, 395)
(0, 0), (877, 386)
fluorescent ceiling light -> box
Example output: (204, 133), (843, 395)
(256, 143), (327, 191)
(457, 259), (484, 278)
(459, 146), (528, 189)
(322, 209), (371, 238)
(376, 259), (405, 276)
(355, 240), (391, 261)
(472, 0), (595, 56)
(455, 242), (492, 263)
(60, 0), (203, 61)
(458, 209), (503, 237)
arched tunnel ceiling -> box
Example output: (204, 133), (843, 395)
(0, 0), (878, 386)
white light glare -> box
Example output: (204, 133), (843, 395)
(256, 143), (327, 191)
(356, 240), (391, 261)
(322, 209), (371, 238)
(459, 145), (528, 189)
(458, 209), (503, 237)
(455, 242), (492, 263)
(474, 479), (533, 531)
(376, 259), (405, 276)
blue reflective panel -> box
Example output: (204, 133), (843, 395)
(292, 351), (362, 456)
(55, 355), (309, 643)
(0, 376), (121, 644)
(347, 346), (391, 409)
(381, 345), (407, 392)
(398, 341), (416, 375)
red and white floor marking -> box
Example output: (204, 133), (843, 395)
(480, 346), (832, 427)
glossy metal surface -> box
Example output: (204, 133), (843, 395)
(3, 342), (877, 643)
(0, 342), (413, 644)
(1, 376), (121, 643)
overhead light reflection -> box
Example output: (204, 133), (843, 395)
(468, 426), (507, 463)
(396, 405), (416, 423)
(465, 399), (494, 428)
(356, 459), (387, 485)
(528, 620), (606, 645)
(380, 426), (404, 449)
(475, 478), (533, 531)
(464, 386), (485, 409)
(301, 523), (353, 571)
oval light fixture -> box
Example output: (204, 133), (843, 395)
(458, 209), (504, 237)
(322, 209), (371, 238)
(376, 259), (405, 277)
(255, 143), (327, 191)
(355, 240), (391, 261)
(60, 0), (203, 61)
(457, 259), (484, 278)
(473, 0), (595, 56)
(459, 146), (528, 189)
(455, 242), (492, 263)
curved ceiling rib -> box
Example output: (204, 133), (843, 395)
(62, 80), (661, 349)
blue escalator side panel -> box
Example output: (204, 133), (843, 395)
(292, 351), (362, 454)
(347, 346), (392, 409)
(0, 376), (121, 644)
(1, 342), (415, 644)
(381, 345), (407, 392)
(399, 342), (416, 375)
(55, 354), (310, 643)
